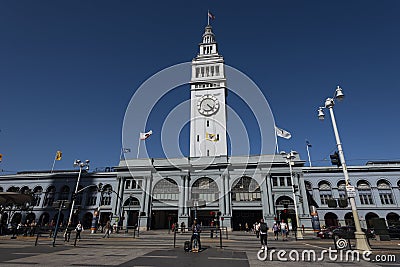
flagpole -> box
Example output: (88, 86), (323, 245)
(207, 10), (210, 25)
(120, 148), (124, 161)
(306, 143), (312, 167)
(51, 153), (57, 173)
(136, 140), (141, 159)
(276, 139), (279, 154)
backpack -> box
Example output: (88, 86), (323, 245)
(260, 223), (268, 232)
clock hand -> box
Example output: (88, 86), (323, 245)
(207, 104), (213, 109)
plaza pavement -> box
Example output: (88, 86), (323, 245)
(0, 230), (398, 267)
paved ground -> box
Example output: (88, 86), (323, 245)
(0, 231), (398, 266)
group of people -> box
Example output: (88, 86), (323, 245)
(254, 219), (292, 249)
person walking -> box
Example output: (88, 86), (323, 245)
(259, 218), (268, 250)
(255, 222), (260, 238)
(103, 221), (111, 238)
(180, 221), (185, 233)
(75, 221), (83, 240)
(273, 223), (280, 240)
(280, 219), (288, 241)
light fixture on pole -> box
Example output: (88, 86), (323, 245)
(66, 159), (90, 230)
(317, 85), (371, 251)
(280, 150), (303, 240)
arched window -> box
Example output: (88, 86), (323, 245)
(59, 185), (70, 200)
(153, 178), (179, 201)
(337, 180), (346, 199)
(377, 180), (394, 205)
(101, 185), (113, 206)
(44, 186), (56, 206)
(191, 177), (219, 203)
(7, 186), (19, 192)
(20, 186), (30, 194)
(85, 187), (98, 206)
(232, 176), (261, 201)
(318, 181), (332, 205)
(123, 196), (140, 207)
(0, 186), (3, 192)
(33, 186), (43, 206)
(357, 180), (373, 205)
(75, 185), (84, 205)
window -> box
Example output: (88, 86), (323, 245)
(216, 66), (220, 76)
(318, 181), (332, 205)
(232, 177), (261, 201)
(195, 67), (200, 78)
(336, 180), (346, 199)
(153, 178), (179, 201)
(44, 186), (56, 207)
(357, 181), (373, 205)
(207, 150), (209, 156)
(86, 188), (98, 206)
(272, 177), (278, 186)
(197, 135), (199, 142)
(207, 121), (209, 127)
(125, 180), (131, 189)
(286, 177), (292, 186)
(33, 186), (43, 206)
(279, 177), (285, 187)
(191, 177), (219, 202)
(377, 180), (394, 205)
(59, 186), (70, 200)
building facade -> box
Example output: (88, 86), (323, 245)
(1, 23), (399, 233)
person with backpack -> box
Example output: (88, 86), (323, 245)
(259, 218), (268, 250)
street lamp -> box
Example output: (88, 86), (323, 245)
(317, 85), (371, 251)
(66, 159), (90, 229)
(281, 150), (303, 240)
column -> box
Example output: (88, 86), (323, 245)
(298, 174), (310, 216)
(141, 177), (147, 213)
(294, 172), (304, 216)
(265, 174), (273, 215)
(179, 176), (185, 216)
(224, 175), (230, 215)
(221, 175), (226, 216)
(185, 175), (190, 216)
(116, 177), (124, 218)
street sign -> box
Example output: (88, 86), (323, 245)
(346, 185), (356, 197)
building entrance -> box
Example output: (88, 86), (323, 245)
(232, 210), (262, 231)
(151, 210), (178, 229)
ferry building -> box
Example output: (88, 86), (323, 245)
(1, 23), (399, 233)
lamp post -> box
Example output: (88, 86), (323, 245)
(281, 150), (303, 240)
(317, 85), (371, 251)
(66, 159), (90, 229)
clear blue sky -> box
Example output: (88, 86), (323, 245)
(1, 0), (400, 173)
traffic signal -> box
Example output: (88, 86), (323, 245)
(293, 185), (299, 192)
(330, 151), (342, 167)
(71, 193), (77, 200)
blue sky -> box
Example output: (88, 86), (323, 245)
(1, 0), (400, 172)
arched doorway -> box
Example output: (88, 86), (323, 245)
(123, 197), (140, 229)
(38, 212), (50, 226)
(386, 212), (399, 227)
(152, 178), (179, 229)
(365, 212), (379, 228)
(25, 213), (36, 224)
(275, 196), (296, 228)
(191, 177), (219, 226)
(52, 212), (65, 226)
(324, 212), (339, 227)
(82, 212), (93, 229)
(231, 176), (262, 231)
(344, 212), (354, 226)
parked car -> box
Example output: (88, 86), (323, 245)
(317, 226), (339, 239)
(332, 226), (375, 239)
(387, 226), (400, 239)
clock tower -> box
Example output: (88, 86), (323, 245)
(190, 24), (227, 158)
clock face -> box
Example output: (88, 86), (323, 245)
(197, 95), (219, 116)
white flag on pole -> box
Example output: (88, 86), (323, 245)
(139, 130), (153, 140)
(275, 126), (292, 139)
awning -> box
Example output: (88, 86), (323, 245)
(0, 192), (34, 206)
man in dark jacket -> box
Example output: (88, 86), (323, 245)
(259, 218), (268, 250)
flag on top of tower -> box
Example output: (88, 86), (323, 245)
(275, 126), (292, 139)
(139, 130), (153, 140)
(306, 140), (312, 147)
(208, 11), (215, 20)
(55, 151), (62, 161)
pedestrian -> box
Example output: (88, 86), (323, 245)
(280, 219), (288, 241)
(255, 222), (260, 238)
(245, 222), (249, 232)
(103, 221), (111, 238)
(75, 221), (83, 240)
(191, 219), (202, 250)
(259, 218), (268, 250)
(273, 223), (279, 240)
(64, 224), (73, 242)
(180, 221), (185, 233)
(301, 224), (305, 234)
